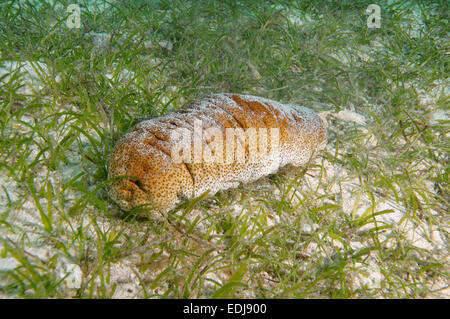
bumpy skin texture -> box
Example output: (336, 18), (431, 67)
(108, 94), (327, 212)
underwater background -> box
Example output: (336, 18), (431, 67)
(0, 0), (448, 298)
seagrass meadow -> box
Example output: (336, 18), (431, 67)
(0, 0), (448, 298)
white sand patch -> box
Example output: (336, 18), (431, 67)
(330, 50), (352, 66)
(105, 63), (136, 83)
(300, 222), (319, 235)
(352, 262), (384, 290)
(0, 115), (103, 295)
(56, 256), (83, 290)
(266, 211), (281, 228)
(273, 4), (315, 26)
(203, 272), (224, 295)
(109, 260), (141, 298)
(333, 109), (367, 125)
(143, 38), (174, 51)
(304, 242), (319, 257)
(428, 110), (449, 125)
(0, 222), (83, 292)
(430, 277), (450, 299)
(0, 257), (20, 272)
(349, 241), (364, 250)
(86, 32), (110, 47)
(0, 60), (59, 94)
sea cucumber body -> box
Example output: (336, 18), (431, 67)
(108, 94), (327, 212)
